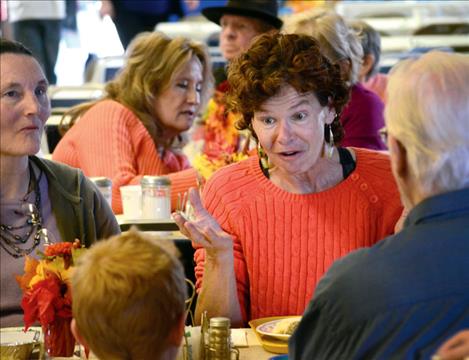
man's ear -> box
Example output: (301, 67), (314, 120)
(167, 312), (186, 346)
(71, 318), (90, 350)
(389, 135), (408, 179)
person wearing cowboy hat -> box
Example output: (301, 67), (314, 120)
(202, 0), (283, 61)
(196, 0), (283, 161)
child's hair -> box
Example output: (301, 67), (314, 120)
(72, 229), (187, 359)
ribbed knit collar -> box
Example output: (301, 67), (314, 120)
(246, 149), (369, 202)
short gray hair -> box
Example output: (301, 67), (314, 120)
(349, 20), (381, 80)
(285, 9), (363, 85)
(385, 51), (469, 197)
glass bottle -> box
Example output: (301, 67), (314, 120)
(140, 176), (171, 219)
(207, 317), (239, 360)
(90, 177), (112, 207)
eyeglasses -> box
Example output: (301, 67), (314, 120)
(379, 127), (388, 144)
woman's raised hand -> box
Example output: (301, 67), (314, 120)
(173, 188), (233, 258)
(434, 330), (469, 360)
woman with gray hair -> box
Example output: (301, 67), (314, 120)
(286, 10), (387, 150)
(349, 20), (381, 82)
(289, 51), (469, 359)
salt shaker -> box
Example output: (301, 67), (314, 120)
(140, 176), (171, 219)
(207, 317), (239, 360)
(90, 177), (112, 207)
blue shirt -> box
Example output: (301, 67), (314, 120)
(290, 187), (469, 360)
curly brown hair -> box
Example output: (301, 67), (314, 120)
(226, 32), (350, 144)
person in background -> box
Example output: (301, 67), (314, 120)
(350, 19), (388, 104)
(52, 31), (213, 214)
(71, 229), (186, 360)
(0, 39), (119, 327)
(286, 10), (387, 150)
(173, 32), (402, 326)
(347, 21), (411, 232)
(100, 0), (199, 49)
(200, 0), (282, 159)
(0, 0), (11, 39)
(289, 51), (469, 359)
(7, 0), (65, 84)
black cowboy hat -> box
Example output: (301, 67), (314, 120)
(202, 0), (283, 30)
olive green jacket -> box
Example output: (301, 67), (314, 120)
(31, 156), (120, 247)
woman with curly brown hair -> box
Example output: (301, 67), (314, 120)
(286, 10), (387, 150)
(173, 32), (403, 326)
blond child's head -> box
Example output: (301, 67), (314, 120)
(71, 229), (187, 360)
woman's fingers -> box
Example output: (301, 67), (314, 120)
(172, 212), (191, 239)
(174, 189), (232, 251)
(437, 330), (469, 360)
(188, 187), (209, 218)
(173, 210), (213, 244)
(184, 221), (213, 248)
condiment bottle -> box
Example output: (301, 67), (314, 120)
(140, 176), (171, 219)
(90, 177), (112, 207)
(207, 317), (233, 360)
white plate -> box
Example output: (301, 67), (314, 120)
(0, 327), (42, 345)
(256, 317), (301, 341)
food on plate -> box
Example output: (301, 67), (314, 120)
(272, 318), (300, 335)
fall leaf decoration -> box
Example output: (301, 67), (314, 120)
(16, 240), (86, 357)
(193, 152), (249, 181)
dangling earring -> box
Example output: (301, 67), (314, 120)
(324, 124), (334, 159)
(257, 142), (270, 170)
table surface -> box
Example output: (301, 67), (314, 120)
(116, 215), (181, 232)
(238, 329), (280, 359)
(50, 329), (279, 359)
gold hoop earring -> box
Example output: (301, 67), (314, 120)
(257, 142), (271, 169)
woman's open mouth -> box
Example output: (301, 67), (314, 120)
(180, 110), (196, 119)
(278, 151), (300, 157)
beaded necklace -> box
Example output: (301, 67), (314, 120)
(0, 161), (43, 258)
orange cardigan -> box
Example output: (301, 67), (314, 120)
(52, 100), (198, 214)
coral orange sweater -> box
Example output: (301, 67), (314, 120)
(52, 100), (198, 214)
(196, 148), (403, 321)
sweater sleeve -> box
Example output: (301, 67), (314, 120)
(111, 135), (198, 213)
(53, 101), (198, 214)
(193, 174), (250, 322)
